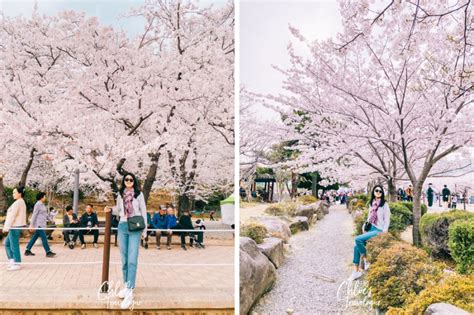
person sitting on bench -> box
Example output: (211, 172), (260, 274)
(177, 209), (204, 250)
(63, 205), (79, 249)
(78, 204), (99, 249)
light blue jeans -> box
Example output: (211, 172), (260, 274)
(353, 225), (382, 265)
(5, 228), (22, 263)
(118, 222), (141, 289)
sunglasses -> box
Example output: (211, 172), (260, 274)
(125, 178), (134, 183)
(374, 189), (383, 193)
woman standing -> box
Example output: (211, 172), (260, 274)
(107, 173), (147, 309)
(2, 186), (27, 271)
(349, 185), (391, 281)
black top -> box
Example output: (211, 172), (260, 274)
(80, 212), (99, 228)
(63, 213), (79, 227)
(178, 215), (194, 229)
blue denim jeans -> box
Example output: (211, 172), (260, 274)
(26, 229), (51, 253)
(353, 225), (382, 265)
(118, 222), (141, 289)
(5, 228), (22, 263)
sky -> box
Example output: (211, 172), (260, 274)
(0, 0), (228, 38)
(240, 0), (342, 120)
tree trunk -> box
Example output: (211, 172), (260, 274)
(412, 184), (423, 246)
(311, 172), (318, 198)
(291, 172), (298, 198)
(387, 178), (397, 202)
(178, 194), (190, 216)
(19, 148), (37, 187)
(142, 153), (160, 205)
(0, 175), (7, 215)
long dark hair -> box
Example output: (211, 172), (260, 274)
(369, 185), (386, 208)
(119, 173), (141, 199)
(16, 186), (25, 198)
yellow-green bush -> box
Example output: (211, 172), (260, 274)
(367, 242), (444, 310)
(387, 274), (474, 314)
(353, 210), (368, 235)
(448, 218), (474, 274)
(240, 222), (268, 244)
(298, 195), (317, 205)
(264, 202), (297, 217)
(420, 210), (474, 258)
(366, 233), (401, 264)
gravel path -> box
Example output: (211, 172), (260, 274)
(251, 205), (372, 315)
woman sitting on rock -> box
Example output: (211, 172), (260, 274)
(349, 185), (391, 281)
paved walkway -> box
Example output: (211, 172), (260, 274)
(251, 205), (371, 315)
(0, 242), (234, 311)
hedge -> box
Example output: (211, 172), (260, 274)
(240, 222), (268, 244)
(298, 195), (317, 205)
(448, 218), (474, 274)
(420, 210), (474, 258)
(387, 274), (474, 314)
(264, 202), (297, 217)
(367, 242), (444, 310)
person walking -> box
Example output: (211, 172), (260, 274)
(349, 185), (391, 281)
(2, 186), (27, 271)
(405, 184), (414, 202)
(442, 185), (451, 209)
(24, 192), (56, 258)
(427, 183), (434, 208)
(107, 173), (147, 310)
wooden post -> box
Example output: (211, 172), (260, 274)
(101, 208), (112, 293)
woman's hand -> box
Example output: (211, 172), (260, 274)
(29, 226), (34, 233)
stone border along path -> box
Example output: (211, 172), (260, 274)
(251, 204), (373, 315)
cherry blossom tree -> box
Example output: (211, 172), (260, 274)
(259, 0), (473, 245)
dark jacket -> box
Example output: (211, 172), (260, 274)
(63, 213), (79, 228)
(80, 212), (98, 228)
(178, 215), (193, 229)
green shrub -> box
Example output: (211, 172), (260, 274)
(354, 193), (369, 203)
(264, 202), (297, 217)
(448, 218), (474, 274)
(353, 210), (368, 235)
(366, 233), (401, 264)
(420, 210), (474, 258)
(240, 222), (268, 244)
(401, 201), (427, 218)
(367, 242), (444, 310)
(387, 274), (474, 314)
(298, 195), (317, 205)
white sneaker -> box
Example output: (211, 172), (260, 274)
(363, 260), (370, 271)
(117, 287), (130, 299)
(93, 243), (98, 248)
(8, 259), (14, 267)
(7, 264), (21, 271)
(120, 290), (134, 309)
(81, 244), (86, 249)
(348, 271), (363, 281)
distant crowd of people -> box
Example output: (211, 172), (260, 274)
(398, 183), (468, 209)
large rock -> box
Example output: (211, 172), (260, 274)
(424, 303), (470, 315)
(321, 201), (330, 214)
(257, 237), (285, 268)
(295, 204), (314, 223)
(289, 216), (310, 234)
(252, 216), (292, 243)
(240, 237), (276, 315)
